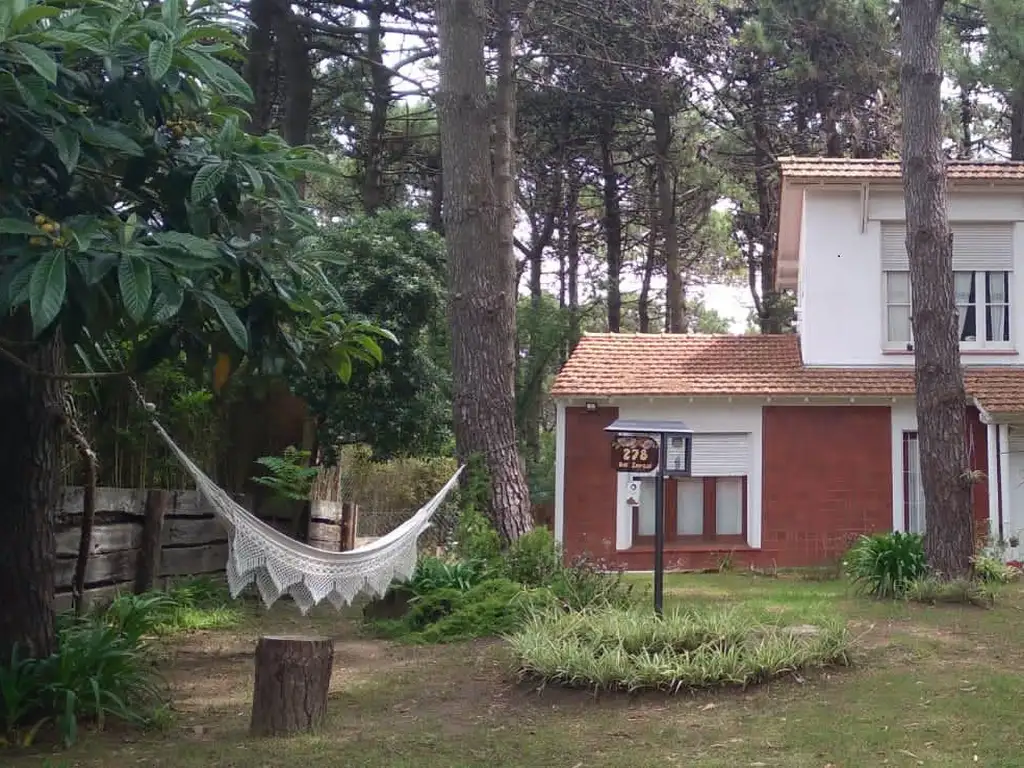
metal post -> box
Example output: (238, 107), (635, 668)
(653, 431), (666, 616)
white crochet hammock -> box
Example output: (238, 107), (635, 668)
(141, 396), (462, 614)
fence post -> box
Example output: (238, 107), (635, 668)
(340, 502), (358, 551)
(135, 490), (170, 594)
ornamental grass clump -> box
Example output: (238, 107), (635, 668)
(844, 532), (926, 598)
(507, 605), (851, 693)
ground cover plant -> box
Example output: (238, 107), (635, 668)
(0, 578), (241, 748)
(508, 603), (851, 693)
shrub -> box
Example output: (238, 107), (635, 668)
(548, 554), (640, 611)
(454, 504), (504, 575)
(506, 527), (562, 587)
(1, 620), (164, 748)
(905, 577), (994, 608)
(100, 578), (241, 635)
(507, 605), (851, 692)
(406, 555), (485, 595)
(972, 553), (1022, 584)
(844, 532), (926, 598)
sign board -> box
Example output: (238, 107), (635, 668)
(611, 435), (660, 473)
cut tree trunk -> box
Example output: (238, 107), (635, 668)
(900, 0), (974, 578)
(0, 316), (64, 660)
(250, 635), (334, 737)
(435, 0), (532, 541)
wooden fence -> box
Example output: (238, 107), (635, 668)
(54, 486), (245, 613)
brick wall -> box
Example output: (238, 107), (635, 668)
(761, 405), (893, 566)
(562, 405), (619, 561)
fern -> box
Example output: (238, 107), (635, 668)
(251, 446), (319, 501)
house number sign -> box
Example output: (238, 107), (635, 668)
(610, 435), (660, 473)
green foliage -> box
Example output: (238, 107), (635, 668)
(372, 578), (555, 644)
(252, 446), (319, 502)
(454, 496), (504, 574)
(0, 0), (387, 389)
(843, 532), (927, 598)
(972, 554), (1022, 584)
(905, 577), (994, 608)
(506, 527), (562, 587)
(405, 556), (485, 595)
(1, 577), (237, 747)
(508, 605), (851, 693)
(292, 211), (451, 460)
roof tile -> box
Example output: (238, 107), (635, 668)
(550, 333), (1024, 413)
(778, 156), (1024, 181)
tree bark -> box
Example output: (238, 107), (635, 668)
(900, 0), (974, 578)
(361, 0), (392, 213)
(639, 165), (658, 333)
(654, 99), (682, 333)
(134, 490), (169, 594)
(250, 635), (334, 737)
(1009, 88), (1024, 162)
(598, 113), (622, 333)
(435, 0), (532, 541)
(244, 0), (277, 135)
(0, 316), (63, 660)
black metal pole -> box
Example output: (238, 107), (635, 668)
(653, 431), (666, 616)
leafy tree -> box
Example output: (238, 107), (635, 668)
(292, 210), (452, 459)
(0, 0), (385, 660)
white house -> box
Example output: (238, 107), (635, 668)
(551, 158), (1024, 570)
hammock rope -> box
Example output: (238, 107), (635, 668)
(129, 379), (463, 613)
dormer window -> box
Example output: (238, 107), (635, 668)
(881, 222), (1014, 351)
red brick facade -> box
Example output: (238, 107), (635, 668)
(560, 402), (992, 570)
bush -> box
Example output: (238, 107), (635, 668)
(406, 555), (485, 595)
(454, 504), (504, 576)
(1, 620), (164, 748)
(371, 578), (556, 644)
(844, 532), (926, 598)
(100, 578), (241, 635)
(507, 605), (851, 692)
(506, 527), (562, 587)
(972, 553), (1022, 584)
(905, 577), (994, 608)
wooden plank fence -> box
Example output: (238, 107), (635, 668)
(53, 486), (247, 613)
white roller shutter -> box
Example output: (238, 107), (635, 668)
(881, 222), (1014, 271)
(1009, 430), (1024, 457)
(690, 433), (751, 477)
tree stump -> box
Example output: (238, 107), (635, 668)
(250, 635), (334, 737)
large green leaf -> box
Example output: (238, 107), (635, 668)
(28, 249), (67, 334)
(78, 123), (144, 156)
(147, 38), (173, 80)
(11, 4), (61, 32)
(200, 292), (248, 350)
(183, 50), (253, 102)
(151, 230), (220, 260)
(51, 126), (81, 172)
(117, 254), (152, 321)
(0, 218), (41, 235)
(151, 279), (184, 322)
(10, 42), (57, 84)
(190, 162), (227, 203)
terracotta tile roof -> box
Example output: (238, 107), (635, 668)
(778, 156), (1024, 181)
(550, 333), (1024, 413)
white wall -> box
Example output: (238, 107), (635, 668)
(799, 188), (1024, 367)
(890, 402), (916, 532)
(611, 400), (763, 550)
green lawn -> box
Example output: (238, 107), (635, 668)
(12, 573), (1024, 767)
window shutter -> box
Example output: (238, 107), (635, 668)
(690, 433), (750, 476)
(881, 222), (1013, 271)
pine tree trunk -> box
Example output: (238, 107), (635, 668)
(0, 316), (63, 660)
(654, 99), (682, 333)
(900, 0), (974, 578)
(435, 0), (532, 542)
(599, 113), (622, 332)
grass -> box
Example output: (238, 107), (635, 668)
(8, 573), (1024, 766)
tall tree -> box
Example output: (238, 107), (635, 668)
(900, 0), (974, 576)
(435, 0), (533, 540)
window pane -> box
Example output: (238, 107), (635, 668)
(986, 271), (1010, 342)
(636, 479), (656, 536)
(676, 479), (704, 536)
(715, 478), (743, 536)
(955, 272), (976, 341)
(987, 271), (1008, 303)
(886, 271), (910, 303)
(887, 306), (912, 343)
(905, 434), (926, 535)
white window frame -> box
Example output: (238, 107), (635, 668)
(882, 269), (1013, 351)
